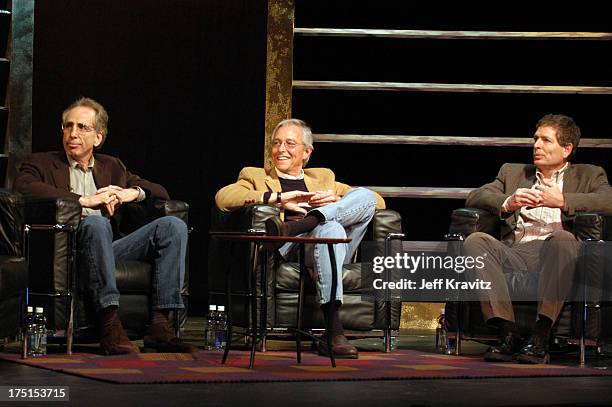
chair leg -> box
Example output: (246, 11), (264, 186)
(248, 243), (260, 369)
(222, 242), (234, 365)
(173, 310), (180, 338)
(21, 334), (27, 358)
(66, 296), (74, 355)
(384, 328), (391, 353)
(295, 243), (306, 363)
(67, 226), (77, 356)
(326, 244), (337, 368)
(580, 246), (587, 367)
(454, 302), (462, 356)
(383, 233), (403, 354)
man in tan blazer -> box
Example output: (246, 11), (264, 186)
(464, 114), (612, 364)
(216, 119), (384, 359)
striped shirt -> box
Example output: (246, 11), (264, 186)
(510, 163), (568, 244)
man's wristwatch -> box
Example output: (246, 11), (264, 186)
(276, 192), (282, 205)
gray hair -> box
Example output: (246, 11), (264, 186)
(272, 118), (314, 165)
(62, 97), (109, 149)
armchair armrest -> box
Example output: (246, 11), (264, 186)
(211, 204), (280, 233)
(573, 212), (612, 241)
(573, 213), (612, 306)
(22, 197), (190, 235)
(151, 199), (189, 222)
(367, 209), (402, 241)
(21, 197), (81, 295)
(449, 208), (500, 239)
(23, 197), (81, 230)
(0, 189), (25, 257)
(114, 199), (189, 236)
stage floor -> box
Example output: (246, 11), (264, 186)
(2, 317), (612, 406)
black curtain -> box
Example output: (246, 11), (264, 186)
(32, 1), (612, 313)
(33, 0), (268, 314)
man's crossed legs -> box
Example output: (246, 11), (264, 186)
(267, 188), (377, 358)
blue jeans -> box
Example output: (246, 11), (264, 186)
(77, 215), (188, 311)
(279, 187), (377, 304)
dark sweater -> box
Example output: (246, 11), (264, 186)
(263, 178), (309, 220)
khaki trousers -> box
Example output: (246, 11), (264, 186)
(464, 230), (580, 323)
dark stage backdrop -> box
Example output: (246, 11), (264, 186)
(293, 1), (612, 241)
(33, 0), (268, 315)
(32, 1), (612, 315)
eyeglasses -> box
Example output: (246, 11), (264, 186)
(272, 139), (304, 150)
(62, 121), (97, 134)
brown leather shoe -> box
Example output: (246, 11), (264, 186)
(99, 308), (140, 355)
(143, 321), (199, 353)
(318, 334), (358, 359)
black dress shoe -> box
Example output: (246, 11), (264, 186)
(515, 335), (550, 364)
(484, 331), (522, 362)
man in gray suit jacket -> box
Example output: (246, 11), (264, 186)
(464, 114), (612, 364)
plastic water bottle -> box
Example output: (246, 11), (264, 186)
(28, 307), (47, 356)
(204, 305), (217, 351)
(34, 307), (48, 356)
(24, 306), (35, 356)
(435, 308), (447, 354)
(214, 305), (227, 350)
(24, 306), (34, 330)
(390, 331), (400, 350)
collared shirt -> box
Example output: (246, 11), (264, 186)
(275, 168), (305, 180)
(67, 154), (101, 217)
(507, 163), (569, 244)
(260, 167), (306, 202)
(67, 154), (146, 217)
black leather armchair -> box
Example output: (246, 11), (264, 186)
(24, 197), (190, 346)
(208, 204), (402, 347)
(0, 190), (27, 340)
(444, 208), (612, 360)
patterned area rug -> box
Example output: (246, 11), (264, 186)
(1, 350), (610, 384)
